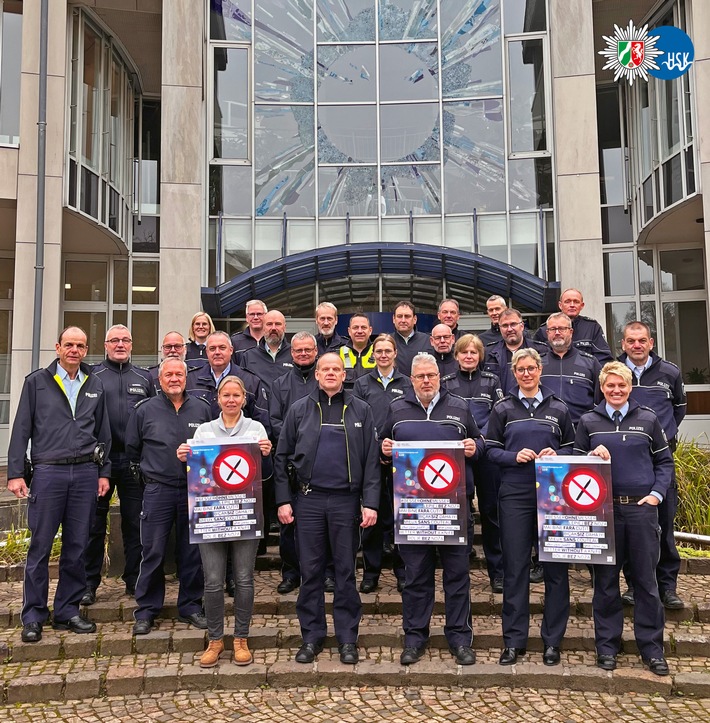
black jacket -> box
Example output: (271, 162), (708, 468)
(92, 359), (155, 455)
(230, 327), (260, 365)
(478, 324), (502, 345)
(441, 368), (503, 431)
(240, 338), (293, 393)
(8, 360), (112, 478)
(352, 368), (412, 438)
(535, 315), (613, 363)
(432, 350), (458, 378)
(393, 330), (431, 375)
(185, 340), (207, 361)
(268, 362), (318, 443)
(316, 331), (346, 356)
(483, 338), (550, 395)
(274, 388), (381, 510)
(125, 392), (212, 486)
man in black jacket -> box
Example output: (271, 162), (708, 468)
(82, 325), (155, 605)
(392, 301), (431, 374)
(240, 310), (293, 393)
(274, 353), (380, 665)
(230, 299), (267, 365)
(126, 358), (212, 635)
(7, 326), (111, 643)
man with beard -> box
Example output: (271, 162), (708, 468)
(315, 302), (345, 356)
(240, 310), (293, 393)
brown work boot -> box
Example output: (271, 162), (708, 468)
(233, 637), (253, 666)
(199, 639), (224, 668)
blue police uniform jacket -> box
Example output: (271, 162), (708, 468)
(148, 359), (205, 393)
(379, 388), (483, 494)
(240, 338), (293, 393)
(273, 387), (381, 510)
(352, 368), (412, 439)
(394, 330), (431, 375)
(484, 387), (575, 484)
(617, 352), (686, 441)
(433, 351), (458, 378)
(92, 358), (155, 455)
(185, 361), (270, 434)
(535, 316), (613, 363)
(268, 362), (319, 443)
(125, 392), (212, 487)
(540, 346), (602, 425)
(8, 360), (112, 479)
(573, 400), (674, 500)
(230, 327), (259, 365)
(483, 338), (550, 395)
(185, 340), (207, 360)
(441, 368), (503, 432)
(478, 324), (502, 345)
(316, 331), (346, 356)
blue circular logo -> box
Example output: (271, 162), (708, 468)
(648, 26), (694, 80)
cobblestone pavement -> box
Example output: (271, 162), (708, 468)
(2, 687), (710, 722)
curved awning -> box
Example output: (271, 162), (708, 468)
(201, 243), (560, 317)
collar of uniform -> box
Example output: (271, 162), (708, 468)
(103, 357), (131, 372)
(56, 362), (86, 384)
(318, 387), (345, 405)
(624, 356), (652, 374)
(517, 389), (543, 405)
(606, 401), (630, 421)
(458, 367), (480, 381)
(210, 365), (231, 387)
(417, 390), (441, 414)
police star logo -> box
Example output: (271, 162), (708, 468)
(598, 20), (663, 85)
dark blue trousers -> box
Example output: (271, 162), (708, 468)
(134, 482), (204, 621)
(498, 480), (569, 648)
(361, 466), (404, 584)
(22, 463), (98, 624)
(85, 458), (143, 592)
(593, 502), (664, 660)
(295, 489), (361, 644)
(656, 483), (681, 594)
(399, 543), (472, 649)
(473, 457), (503, 582)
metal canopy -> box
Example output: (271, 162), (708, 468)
(201, 243), (560, 317)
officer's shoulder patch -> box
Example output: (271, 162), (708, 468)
(579, 315), (595, 322)
(194, 395), (212, 406)
(134, 396), (153, 408)
(440, 372), (456, 382)
(485, 340), (499, 347)
(25, 367), (45, 379)
(480, 370), (498, 379)
(578, 350), (595, 360)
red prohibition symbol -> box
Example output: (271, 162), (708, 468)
(417, 453), (460, 496)
(212, 448), (256, 493)
(561, 467), (607, 512)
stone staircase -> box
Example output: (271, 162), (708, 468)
(1, 537), (709, 705)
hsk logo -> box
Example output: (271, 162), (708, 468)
(599, 20), (694, 85)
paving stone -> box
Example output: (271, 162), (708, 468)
(268, 660), (312, 686)
(611, 666), (673, 696)
(144, 665), (180, 694)
(171, 628), (206, 653)
(64, 670), (102, 700)
(563, 664), (614, 693)
(86, 602), (115, 623)
(512, 662), (571, 690)
(314, 658), (361, 687)
(698, 603), (710, 623)
(248, 627), (279, 649)
(405, 659), (458, 687)
(120, 599), (138, 621)
(359, 625), (402, 647)
(355, 659), (403, 686)
(673, 632), (710, 656)
(180, 664), (216, 691)
(457, 663), (514, 688)
(674, 672), (710, 697)
(215, 663), (268, 689)
(688, 559), (710, 575)
(7, 673), (63, 704)
(100, 632), (133, 656)
(10, 637), (59, 662)
(0, 608), (10, 626)
(134, 630), (171, 654)
(61, 633), (99, 659)
(104, 665), (144, 697)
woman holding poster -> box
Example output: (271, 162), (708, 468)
(485, 348), (575, 667)
(177, 376), (272, 668)
(574, 361), (674, 676)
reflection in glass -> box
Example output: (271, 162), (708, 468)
(686, 146), (695, 195)
(379, 0), (437, 40)
(659, 249), (705, 292)
(113, 259), (128, 305)
(317, 0), (375, 42)
(210, 0), (252, 42)
(255, 0), (313, 102)
(603, 252), (635, 297)
(478, 214), (507, 263)
(82, 26), (102, 170)
(380, 165), (441, 215)
(663, 301), (710, 382)
(380, 103), (439, 162)
(0, 309), (12, 395)
(138, 101), (161, 214)
(663, 153), (682, 208)
(214, 48), (248, 160)
(605, 302), (636, 356)
(210, 165), (252, 216)
(659, 76), (680, 160)
(0, 10), (22, 144)
(318, 105), (377, 163)
(508, 38), (546, 152)
(508, 158), (552, 209)
(444, 100), (505, 213)
(133, 216), (160, 253)
(254, 220), (282, 265)
(65, 261), (107, 302)
(318, 46), (376, 103)
(510, 213), (539, 275)
(440, 0), (502, 98)
(596, 86), (624, 206)
(132, 261), (160, 305)
(224, 221), (253, 280)
(0, 257), (13, 299)
(642, 177), (653, 224)
(638, 250), (654, 295)
(319, 167), (378, 216)
(503, 0), (546, 34)
(601, 206), (632, 245)
(379, 44), (438, 102)
(255, 106), (315, 215)
(638, 81), (656, 179)
(640, 301), (656, 338)
(131, 311), (159, 367)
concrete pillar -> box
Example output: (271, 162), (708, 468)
(548, 0), (605, 322)
(10, 0), (68, 419)
(159, 0), (204, 337)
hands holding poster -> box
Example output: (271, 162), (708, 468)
(535, 455), (615, 565)
(186, 436), (263, 544)
(392, 441), (467, 545)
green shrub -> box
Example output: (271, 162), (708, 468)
(0, 525), (63, 565)
(674, 438), (710, 537)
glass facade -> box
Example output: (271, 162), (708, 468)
(207, 0), (555, 311)
(0, 2), (21, 145)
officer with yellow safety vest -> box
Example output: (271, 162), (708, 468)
(339, 313), (377, 389)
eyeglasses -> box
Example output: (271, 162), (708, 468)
(500, 322), (523, 330)
(106, 337), (132, 345)
(412, 372), (439, 381)
(292, 347), (316, 354)
(547, 327), (571, 333)
(431, 335), (452, 341)
(162, 343), (185, 351)
(514, 366), (539, 375)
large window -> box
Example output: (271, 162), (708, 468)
(207, 0), (556, 293)
(0, 256), (13, 424)
(0, 2), (22, 145)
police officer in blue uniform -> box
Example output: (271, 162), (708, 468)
(534, 288), (613, 363)
(185, 312), (215, 361)
(240, 310), (293, 394)
(339, 313), (377, 389)
(392, 301), (431, 374)
(7, 326), (111, 643)
(274, 353), (380, 665)
(381, 352), (482, 667)
(574, 361), (674, 676)
(126, 357), (212, 635)
(442, 333), (505, 592)
(477, 295), (506, 345)
(485, 347), (575, 666)
(437, 299), (470, 341)
(149, 331), (205, 391)
(484, 308), (549, 395)
(82, 325), (155, 604)
(230, 300), (267, 365)
(429, 324), (459, 377)
(618, 320), (687, 609)
(269, 332), (320, 595)
(314, 302), (346, 356)
(352, 333), (411, 593)
(539, 312), (602, 426)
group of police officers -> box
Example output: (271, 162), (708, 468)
(6, 287), (686, 674)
